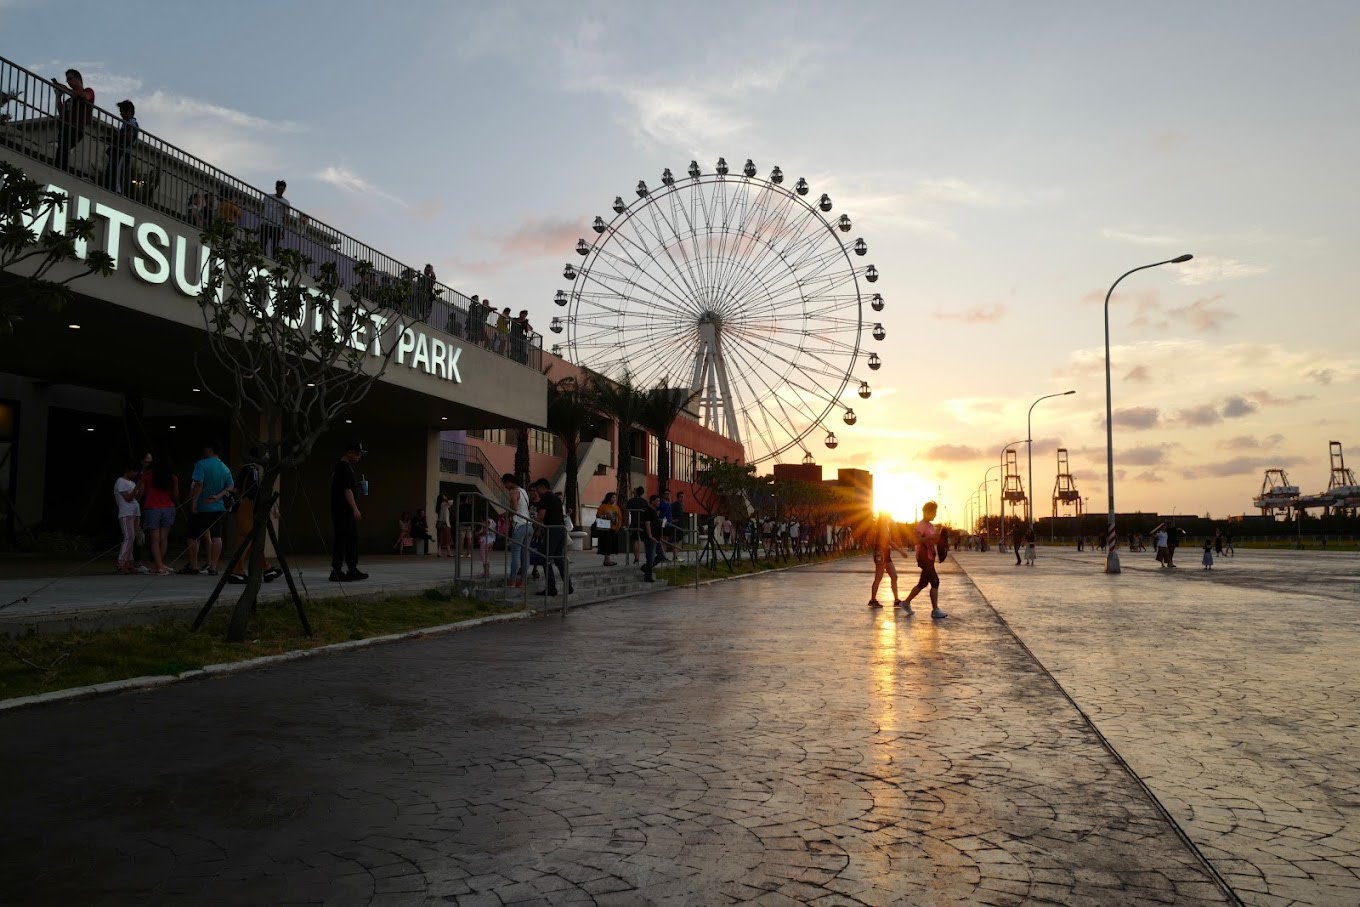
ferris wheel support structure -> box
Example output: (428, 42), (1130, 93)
(691, 313), (742, 445)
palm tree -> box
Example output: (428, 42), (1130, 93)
(589, 373), (648, 501)
(638, 384), (698, 499)
(545, 373), (598, 522)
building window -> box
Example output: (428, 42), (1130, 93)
(527, 428), (558, 455)
(647, 433), (658, 476)
(671, 443), (696, 483)
(468, 428), (508, 446)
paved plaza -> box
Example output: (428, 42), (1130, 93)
(0, 558), (1233, 905)
(955, 546), (1360, 907)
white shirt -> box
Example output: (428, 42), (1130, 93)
(508, 485), (530, 526)
(114, 476), (140, 518)
(261, 192), (290, 225)
(1155, 530), (1169, 548)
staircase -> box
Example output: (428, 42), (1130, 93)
(439, 439), (510, 508)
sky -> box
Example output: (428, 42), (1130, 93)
(4, 0), (1358, 522)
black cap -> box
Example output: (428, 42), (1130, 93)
(346, 440), (367, 453)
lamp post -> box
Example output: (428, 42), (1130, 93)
(1103, 254), (1193, 574)
(981, 466), (1001, 542)
(998, 440), (1024, 551)
(1027, 391), (1075, 537)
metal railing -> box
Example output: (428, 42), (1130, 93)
(452, 490), (569, 616)
(0, 55), (542, 371)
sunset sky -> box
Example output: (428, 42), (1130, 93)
(5, 1), (1357, 521)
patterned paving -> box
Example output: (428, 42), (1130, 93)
(956, 547), (1360, 907)
(0, 559), (1228, 904)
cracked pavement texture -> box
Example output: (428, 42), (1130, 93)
(956, 547), (1360, 907)
(0, 559), (1228, 905)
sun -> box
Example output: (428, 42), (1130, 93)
(874, 472), (939, 523)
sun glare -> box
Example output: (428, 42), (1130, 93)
(874, 472), (939, 523)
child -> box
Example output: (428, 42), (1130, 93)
(1202, 538), (1214, 570)
(393, 511), (412, 552)
(479, 520), (496, 578)
(1024, 531), (1036, 566)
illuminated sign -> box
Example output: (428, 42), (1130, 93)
(19, 184), (462, 383)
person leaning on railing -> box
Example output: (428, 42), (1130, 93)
(51, 68), (95, 173)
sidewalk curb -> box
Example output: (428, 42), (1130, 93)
(0, 610), (531, 714)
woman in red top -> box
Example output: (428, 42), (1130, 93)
(140, 454), (179, 575)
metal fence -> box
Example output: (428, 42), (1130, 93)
(0, 55), (542, 371)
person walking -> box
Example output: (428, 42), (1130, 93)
(501, 473), (530, 588)
(868, 514), (908, 608)
(1024, 530), (1036, 566)
(1166, 528), (1182, 568)
(902, 501), (948, 619)
(104, 99), (139, 195)
(638, 495), (662, 583)
(1153, 524), (1169, 567)
(1011, 524), (1024, 566)
(185, 441), (233, 576)
(594, 492), (622, 566)
(329, 441), (367, 582)
(626, 486), (648, 564)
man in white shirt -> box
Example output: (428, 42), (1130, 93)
(261, 179), (289, 257)
(113, 462), (146, 575)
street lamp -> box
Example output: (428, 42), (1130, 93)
(1103, 254), (1193, 574)
(982, 463), (1004, 548)
(1028, 391), (1075, 537)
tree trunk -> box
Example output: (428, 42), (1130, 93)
(564, 434), (580, 523)
(616, 434), (631, 502)
(225, 467), (276, 642)
(514, 427), (531, 488)
(657, 439), (670, 500)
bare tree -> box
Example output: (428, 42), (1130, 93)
(192, 219), (415, 641)
(0, 160), (113, 336)
(545, 371), (599, 521)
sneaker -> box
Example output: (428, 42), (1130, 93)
(345, 570), (369, 581)
(931, 608), (948, 619)
(263, 567), (283, 583)
(226, 573), (248, 585)
(868, 599), (882, 608)
(898, 601), (913, 615)
(134, 565), (150, 575)
(205, 567), (217, 576)
(329, 571), (351, 582)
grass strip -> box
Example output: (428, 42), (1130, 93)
(1, 588), (518, 701)
(656, 550), (856, 586)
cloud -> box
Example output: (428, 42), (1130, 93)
(923, 444), (984, 462)
(1106, 406), (1161, 430)
(1121, 444), (1176, 466)
(26, 62), (303, 175)
(1218, 434), (1284, 451)
(1176, 404), (1222, 427)
(1246, 389), (1312, 407)
(315, 165), (407, 207)
(1306, 368), (1335, 386)
(1124, 365), (1152, 383)
(912, 178), (1029, 208)
(1133, 470), (1166, 484)
(932, 303), (1007, 324)
(1182, 456), (1306, 479)
(495, 216), (584, 260)
(1220, 396), (1257, 419)
(1127, 292), (1234, 332)
(1176, 255), (1270, 286)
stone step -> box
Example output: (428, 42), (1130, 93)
(457, 576), (669, 605)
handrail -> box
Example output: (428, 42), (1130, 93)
(439, 440), (510, 508)
(0, 54), (543, 370)
(453, 489), (569, 616)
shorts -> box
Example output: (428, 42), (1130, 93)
(188, 511), (225, 540)
(142, 507), (176, 530)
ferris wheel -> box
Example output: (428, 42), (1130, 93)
(551, 157), (885, 465)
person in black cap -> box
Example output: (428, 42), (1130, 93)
(105, 99), (138, 195)
(330, 441), (368, 581)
